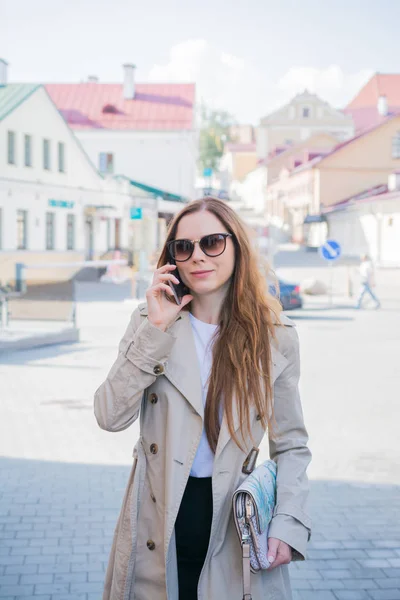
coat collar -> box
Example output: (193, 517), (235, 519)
(138, 303), (290, 458)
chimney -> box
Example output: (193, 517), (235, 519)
(88, 75), (99, 83)
(123, 63), (136, 99)
(377, 95), (388, 116)
(0, 59), (8, 86)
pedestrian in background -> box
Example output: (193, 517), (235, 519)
(357, 254), (381, 309)
(94, 197), (312, 600)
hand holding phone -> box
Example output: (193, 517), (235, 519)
(146, 264), (193, 331)
(166, 261), (184, 305)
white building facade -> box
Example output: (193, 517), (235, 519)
(0, 82), (133, 283)
(325, 173), (400, 267)
(46, 65), (198, 200)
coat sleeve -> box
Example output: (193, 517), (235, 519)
(267, 324), (312, 561)
(94, 308), (177, 432)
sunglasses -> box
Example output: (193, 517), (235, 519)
(167, 233), (233, 262)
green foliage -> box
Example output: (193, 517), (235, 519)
(198, 106), (236, 171)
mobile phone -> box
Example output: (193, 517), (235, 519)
(167, 261), (185, 305)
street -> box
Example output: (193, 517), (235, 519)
(1, 263), (400, 600)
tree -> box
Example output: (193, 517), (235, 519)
(198, 107), (236, 172)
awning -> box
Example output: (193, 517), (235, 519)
(303, 214), (327, 224)
(128, 179), (188, 203)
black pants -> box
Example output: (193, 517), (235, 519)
(175, 476), (213, 600)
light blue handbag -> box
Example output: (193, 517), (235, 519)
(232, 451), (277, 600)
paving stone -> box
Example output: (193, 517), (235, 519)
(334, 592), (373, 599)
(299, 592), (336, 599)
(369, 591), (400, 600)
(34, 583), (70, 595)
(0, 585), (34, 597)
(19, 573), (53, 585)
(357, 560), (392, 569)
(310, 580), (345, 590)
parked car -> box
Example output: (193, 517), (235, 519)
(268, 278), (303, 310)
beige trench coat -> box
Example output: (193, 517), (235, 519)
(94, 303), (312, 600)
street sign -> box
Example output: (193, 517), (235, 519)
(203, 167), (213, 178)
(130, 207), (142, 220)
(48, 199), (74, 209)
(320, 239), (341, 261)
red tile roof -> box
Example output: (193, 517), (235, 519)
(347, 74), (400, 108)
(345, 74), (400, 133)
(46, 83), (195, 131)
(323, 184), (389, 212)
(291, 113), (400, 174)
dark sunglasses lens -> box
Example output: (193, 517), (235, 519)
(201, 234), (226, 256)
(170, 239), (193, 261)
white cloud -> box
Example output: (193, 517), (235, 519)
(146, 40), (373, 124)
(277, 65), (373, 108)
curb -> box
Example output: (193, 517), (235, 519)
(0, 326), (80, 354)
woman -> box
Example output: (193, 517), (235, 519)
(94, 197), (312, 600)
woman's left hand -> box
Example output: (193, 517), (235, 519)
(266, 537), (292, 570)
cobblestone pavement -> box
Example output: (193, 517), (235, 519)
(1, 274), (400, 600)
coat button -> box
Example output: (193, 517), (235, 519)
(150, 443), (158, 455)
(256, 414), (261, 421)
(153, 364), (164, 375)
(149, 393), (158, 404)
(147, 540), (156, 551)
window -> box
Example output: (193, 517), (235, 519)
(58, 142), (65, 172)
(46, 212), (55, 250)
(99, 152), (114, 174)
(66, 214), (75, 250)
(43, 139), (51, 170)
(17, 210), (28, 250)
(24, 135), (32, 167)
(302, 107), (310, 118)
(8, 131), (16, 164)
(392, 132), (400, 159)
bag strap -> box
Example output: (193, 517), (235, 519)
(242, 519), (252, 600)
(242, 541), (252, 600)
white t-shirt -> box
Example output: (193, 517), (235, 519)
(359, 260), (374, 285)
(189, 313), (218, 478)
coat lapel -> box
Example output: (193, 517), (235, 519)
(165, 311), (204, 419)
(138, 304), (204, 419)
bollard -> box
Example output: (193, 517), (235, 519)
(0, 296), (9, 328)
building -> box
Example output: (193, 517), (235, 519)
(266, 114), (400, 243)
(257, 90), (354, 160)
(219, 142), (258, 193)
(264, 132), (338, 184)
(345, 73), (400, 134)
(46, 65), (197, 200)
(0, 60), (190, 285)
(323, 172), (400, 266)
(0, 76), (134, 284)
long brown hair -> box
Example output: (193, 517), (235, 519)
(157, 197), (282, 452)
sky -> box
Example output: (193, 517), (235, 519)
(2, 0), (400, 124)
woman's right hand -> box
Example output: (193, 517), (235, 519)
(146, 264), (193, 331)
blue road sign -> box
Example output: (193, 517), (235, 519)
(130, 207), (142, 220)
(203, 167), (213, 178)
(320, 239), (342, 261)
